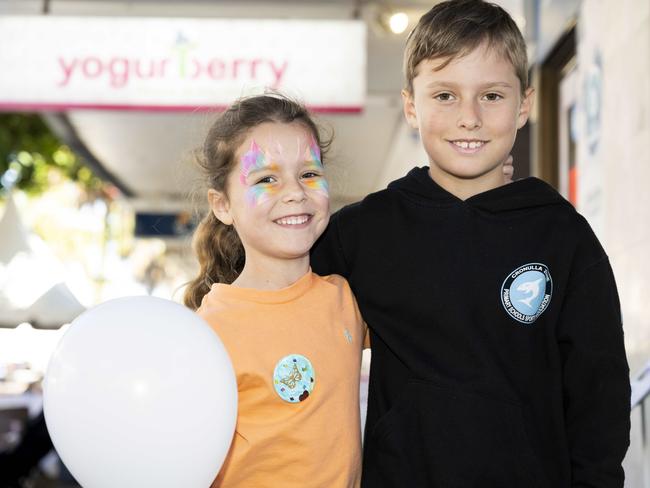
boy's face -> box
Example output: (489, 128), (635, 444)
(402, 43), (534, 193)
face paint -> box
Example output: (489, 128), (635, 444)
(303, 175), (329, 196)
(240, 140), (268, 185)
(245, 183), (278, 207)
(302, 136), (329, 198)
(240, 140), (279, 207)
(238, 134), (329, 207)
(308, 136), (322, 167)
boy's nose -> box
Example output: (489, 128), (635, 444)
(457, 100), (482, 130)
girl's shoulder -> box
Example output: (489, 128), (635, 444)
(311, 273), (359, 311)
(313, 272), (351, 292)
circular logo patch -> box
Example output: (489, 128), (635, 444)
(501, 263), (553, 324)
(273, 354), (315, 403)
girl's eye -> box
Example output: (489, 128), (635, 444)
(483, 92), (503, 102)
(255, 175), (275, 185)
(434, 92), (455, 102)
(302, 171), (322, 179)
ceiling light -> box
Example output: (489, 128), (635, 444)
(388, 12), (409, 34)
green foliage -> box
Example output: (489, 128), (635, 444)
(0, 113), (103, 195)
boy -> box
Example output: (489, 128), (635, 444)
(311, 1), (630, 487)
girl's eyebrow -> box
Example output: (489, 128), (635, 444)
(245, 162), (279, 176)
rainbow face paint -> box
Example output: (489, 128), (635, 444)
(240, 140), (269, 185)
(302, 136), (329, 198)
(308, 136), (322, 166)
(240, 140), (279, 207)
(238, 135), (329, 208)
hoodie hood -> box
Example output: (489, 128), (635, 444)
(387, 166), (569, 213)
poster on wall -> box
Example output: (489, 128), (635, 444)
(575, 0), (605, 239)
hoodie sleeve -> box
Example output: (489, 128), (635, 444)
(311, 203), (359, 279)
(556, 226), (630, 487)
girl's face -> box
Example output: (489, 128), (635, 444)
(209, 121), (330, 267)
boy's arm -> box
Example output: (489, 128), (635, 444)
(557, 245), (630, 487)
(311, 203), (358, 279)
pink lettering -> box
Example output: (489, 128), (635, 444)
(249, 59), (263, 79)
(191, 58), (203, 79)
(135, 59), (156, 79)
(57, 57), (78, 87)
(207, 59), (226, 80)
(108, 58), (129, 88)
(268, 60), (288, 88)
(82, 57), (102, 78)
(232, 59), (246, 79)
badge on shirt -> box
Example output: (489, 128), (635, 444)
(501, 263), (553, 324)
(273, 354), (315, 403)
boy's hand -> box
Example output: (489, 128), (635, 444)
(503, 155), (514, 183)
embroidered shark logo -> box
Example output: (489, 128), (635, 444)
(516, 278), (543, 309)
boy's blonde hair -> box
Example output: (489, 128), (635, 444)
(404, 0), (528, 95)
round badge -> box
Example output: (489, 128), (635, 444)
(501, 263), (553, 324)
(273, 354), (315, 403)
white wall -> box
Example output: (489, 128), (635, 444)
(575, 1), (650, 486)
(576, 0), (650, 374)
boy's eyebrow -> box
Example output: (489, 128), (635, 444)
(425, 81), (514, 89)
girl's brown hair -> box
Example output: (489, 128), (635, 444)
(184, 94), (329, 310)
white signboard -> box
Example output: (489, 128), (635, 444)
(0, 16), (366, 112)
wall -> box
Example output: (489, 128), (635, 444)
(574, 1), (650, 485)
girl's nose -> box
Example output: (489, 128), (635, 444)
(281, 178), (308, 203)
(457, 100), (482, 130)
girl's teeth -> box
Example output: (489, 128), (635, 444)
(277, 216), (309, 225)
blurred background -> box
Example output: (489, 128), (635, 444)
(0, 0), (648, 486)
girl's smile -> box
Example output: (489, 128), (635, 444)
(273, 213), (314, 228)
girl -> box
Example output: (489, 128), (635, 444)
(184, 94), (366, 487)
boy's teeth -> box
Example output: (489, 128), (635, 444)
(454, 141), (484, 149)
(276, 215), (309, 225)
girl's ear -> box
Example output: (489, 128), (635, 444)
(208, 189), (233, 226)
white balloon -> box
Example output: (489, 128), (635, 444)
(43, 296), (237, 488)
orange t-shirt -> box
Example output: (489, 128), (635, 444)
(198, 271), (366, 488)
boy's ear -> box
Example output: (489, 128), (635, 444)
(208, 189), (233, 226)
(401, 89), (419, 130)
(517, 87), (535, 129)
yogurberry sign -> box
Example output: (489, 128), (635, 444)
(0, 17), (365, 112)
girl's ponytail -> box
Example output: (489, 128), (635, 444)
(184, 212), (244, 310)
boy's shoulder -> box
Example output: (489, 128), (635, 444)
(333, 167), (426, 221)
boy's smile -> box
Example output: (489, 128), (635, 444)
(402, 42), (534, 199)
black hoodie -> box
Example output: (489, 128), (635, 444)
(311, 167), (630, 488)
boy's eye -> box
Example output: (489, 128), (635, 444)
(482, 92), (503, 101)
(434, 92), (455, 102)
(302, 171), (322, 179)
